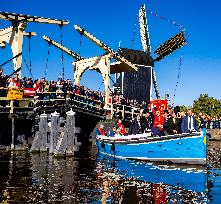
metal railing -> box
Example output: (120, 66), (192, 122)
(0, 89), (106, 115)
(0, 88), (141, 120)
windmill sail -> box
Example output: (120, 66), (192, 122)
(154, 32), (187, 61)
(139, 4), (160, 99)
(139, 4), (151, 54)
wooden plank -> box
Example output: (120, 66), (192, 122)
(43, 35), (83, 61)
(0, 11), (69, 25)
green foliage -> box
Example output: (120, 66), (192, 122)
(179, 105), (188, 112)
(192, 94), (221, 117)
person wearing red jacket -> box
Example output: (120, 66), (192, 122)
(98, 124), (107, 136)
(117, 119), (127, 135)
(152, 110), (165, 136)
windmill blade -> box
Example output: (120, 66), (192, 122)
(152, 68), (160, 99)
(138, 5), (161, 98)
(74, 24), (138, 72)
(43, 35), (83, 61)
(154, 32), (187, 62)
(0, 11), (69, 25)
(139, 4), (151, 54)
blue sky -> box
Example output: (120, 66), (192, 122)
(0, 0), (220, 106)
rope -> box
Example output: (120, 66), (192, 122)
(131, 13), (139, 49)
(23, 56), (33, 78)
(146, 9), (185, 31)
(97, 80), (104, 92)
(78, 32), (83, 55)
(44, 42), (51, 79)
(172, 53), (184, 106)
(59, 24), (65, 80)
(0, 52), (22, 67)
(27, 34), (32, 76)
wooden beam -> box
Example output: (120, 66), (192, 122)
(23, 32), (37, 37)
(43, 35), (83, 61)
(74, 24), (138, 72)
(0, 11), (69, 25)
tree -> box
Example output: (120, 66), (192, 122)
(192, 94), (221, 117)
(179, 105), (188, 112)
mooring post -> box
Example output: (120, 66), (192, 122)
(11, 115), (15, 150)
(66, 109), (76, 156)
(49, 111), (60, 154)
(39, 113), (48, 151)
(54, 110), (79, 157)
(31, 112), (48, 152)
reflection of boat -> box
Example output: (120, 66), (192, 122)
(97, 154), (207, 193)
(96, 131), (207, 165)
(96, 154), (208, 204)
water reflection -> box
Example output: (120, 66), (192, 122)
(0, 141), (220, 203)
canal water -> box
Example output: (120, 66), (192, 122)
(0, 140), (220, 203)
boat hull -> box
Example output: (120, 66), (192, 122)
(96, 132), (207, 165)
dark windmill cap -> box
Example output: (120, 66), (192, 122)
(118, 47), (154, 66)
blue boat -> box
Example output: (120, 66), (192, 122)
(96, 131), (207, 165)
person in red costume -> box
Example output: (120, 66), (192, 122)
(33, 79), (42, 93)
(152, 109), (165, 136)
(117, 119), (127, 135)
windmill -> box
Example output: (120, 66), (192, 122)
(116, 4), (187, 101)
(0, 11), (69, 77)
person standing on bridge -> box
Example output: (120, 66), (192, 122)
(0, 68), (7, 107)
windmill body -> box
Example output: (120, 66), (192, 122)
(115, 48), (153, 102)
(115, 4), (153, 102)
(115, 4), (186, 102)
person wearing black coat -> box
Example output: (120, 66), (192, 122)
(164, 112), (180, 135)
(141, 112), (153, 132)
(128, 115), (142, 135)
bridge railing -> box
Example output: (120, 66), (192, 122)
(111, 103), (142, 121)
(0, 88), (139, 119)
(0, 89), (105, 115)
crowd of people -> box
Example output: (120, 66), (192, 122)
(96, 107), (214, 137)
(0, 68), (104, 102)
(199, 113), (221, 129)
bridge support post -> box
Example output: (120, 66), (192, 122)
(73, 54), (111, 109)
(49, 111), (60, 154)
(54, 110), (80, 157)
(31, 113), (48, 152)
(66, 110), (76, 156)
(39, 113), (48, 151)
(11, 115), (15, 150)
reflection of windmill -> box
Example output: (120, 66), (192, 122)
(116, 4), (187, 100)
